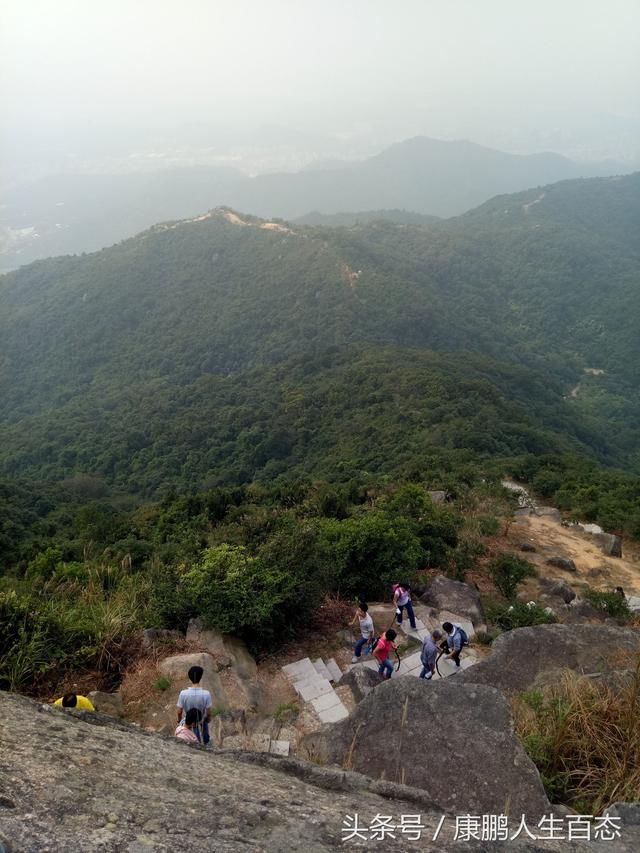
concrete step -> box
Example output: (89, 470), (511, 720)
(399, 651), (423, 675)
(248, 733), (271, 753)
(293, 676), (334, 702)
(325, 658), (343, 683)
(310, 690), (349, 723)
(282, 657), (318, 684)
(269, 739), (290, 757)
(312, 658), (333, 681)
(397, 617), (426, 635)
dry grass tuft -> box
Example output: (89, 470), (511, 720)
(512, 656), (640, 813)
(309, 594), (355, 634)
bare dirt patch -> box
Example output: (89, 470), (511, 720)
(223, 210), (248, 226)
(260, 222), (292, 233)
(508, 515), (640, 596)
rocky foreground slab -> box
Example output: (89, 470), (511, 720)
(2, 687), (639, 851)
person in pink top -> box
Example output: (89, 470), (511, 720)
(175, 707), (201, 743)
(373, 629), (398, 680)
(393, 582), (417, 630)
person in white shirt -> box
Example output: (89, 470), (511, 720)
(350, 602), (374, 663)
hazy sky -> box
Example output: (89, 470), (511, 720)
(2, 0), (639, 178)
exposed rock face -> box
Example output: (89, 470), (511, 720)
(157, 652), (228, 710)
(87, 690), (125, 718)
(566, 598), (606, 622)
(0, 691), (588, 853)
(419, 574), (485, 628)
(300, 678), (551, 819)
(2, 689), (640, 851)
(546, 556), (577, 572)
(457, 624), (640, 694)
(520, 542), (537, 552)
(594, 532), (623, 558)
(535, 507), (562, 522)
(340, 666), (381, 703)
(539, 577), (576, 605)
(184, 620), (261, 707)
(141, 627), (183, 649)
(428, 489), (447, 504)
(186, 618), (229, 659)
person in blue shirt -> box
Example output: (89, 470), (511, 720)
(441, 621), (466, 668)
(176, 665), (212, 744)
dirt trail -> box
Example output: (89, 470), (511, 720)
(509, 514), (640, 595)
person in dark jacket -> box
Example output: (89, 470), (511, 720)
(419, 629), (443, 679)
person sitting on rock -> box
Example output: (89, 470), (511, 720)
(441, 621), (467, 669)
(393, 582), (417, 630)
(419, 629), (443, 680)
(374, 629), (398, 680)
(53, 693), (95, 711)
(350, 601), (375, 663)
(177, 665), (212, 745)
(175, 707), (201, 743)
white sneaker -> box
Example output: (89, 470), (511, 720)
(351, 655), (360, 663)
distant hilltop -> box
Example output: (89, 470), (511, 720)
(1, 135), (634, 272)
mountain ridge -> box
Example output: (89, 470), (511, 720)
(1, 136), (633, 271)
(1, 173), (639, 493)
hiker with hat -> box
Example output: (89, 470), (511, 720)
(419, 629), (442, 680)
(350, 601), (374, 663)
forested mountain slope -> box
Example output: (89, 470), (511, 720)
(1, 137), (628, 271)
(0, 174), (639, 493)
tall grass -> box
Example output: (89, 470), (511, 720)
(512, 659), (640, 813)
(0, 566), (151, 692)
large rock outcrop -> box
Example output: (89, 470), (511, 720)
(419, 574), (485, 628)
(594, 532), (623, 558)
(340, 666), (381, 703)
(300, 678), (551, 819)
(457, 624), (640, 694)
(0, 692), (559, 851)
(157, 652), (228, 709)
(2, 690), (639, 851)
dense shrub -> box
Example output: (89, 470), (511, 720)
(444, 537), (487, 582)
(322, 512), (424, 599)
(0, 589), (86, 689)
(488, 552), (536, 599)
(583, 589), (632, 622)
(487, 599), (556, 631)
(181, 524), (337, 645)
(478, 515), (500, 536)
(0, 571), (149, 692)
(181, 545), (281, 638)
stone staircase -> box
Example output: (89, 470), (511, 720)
(219, 731), (291, 756)
(281, 656), (349, 724)
(281, 609), (480, 724)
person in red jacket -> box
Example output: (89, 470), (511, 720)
(374, 629), (398, 680)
